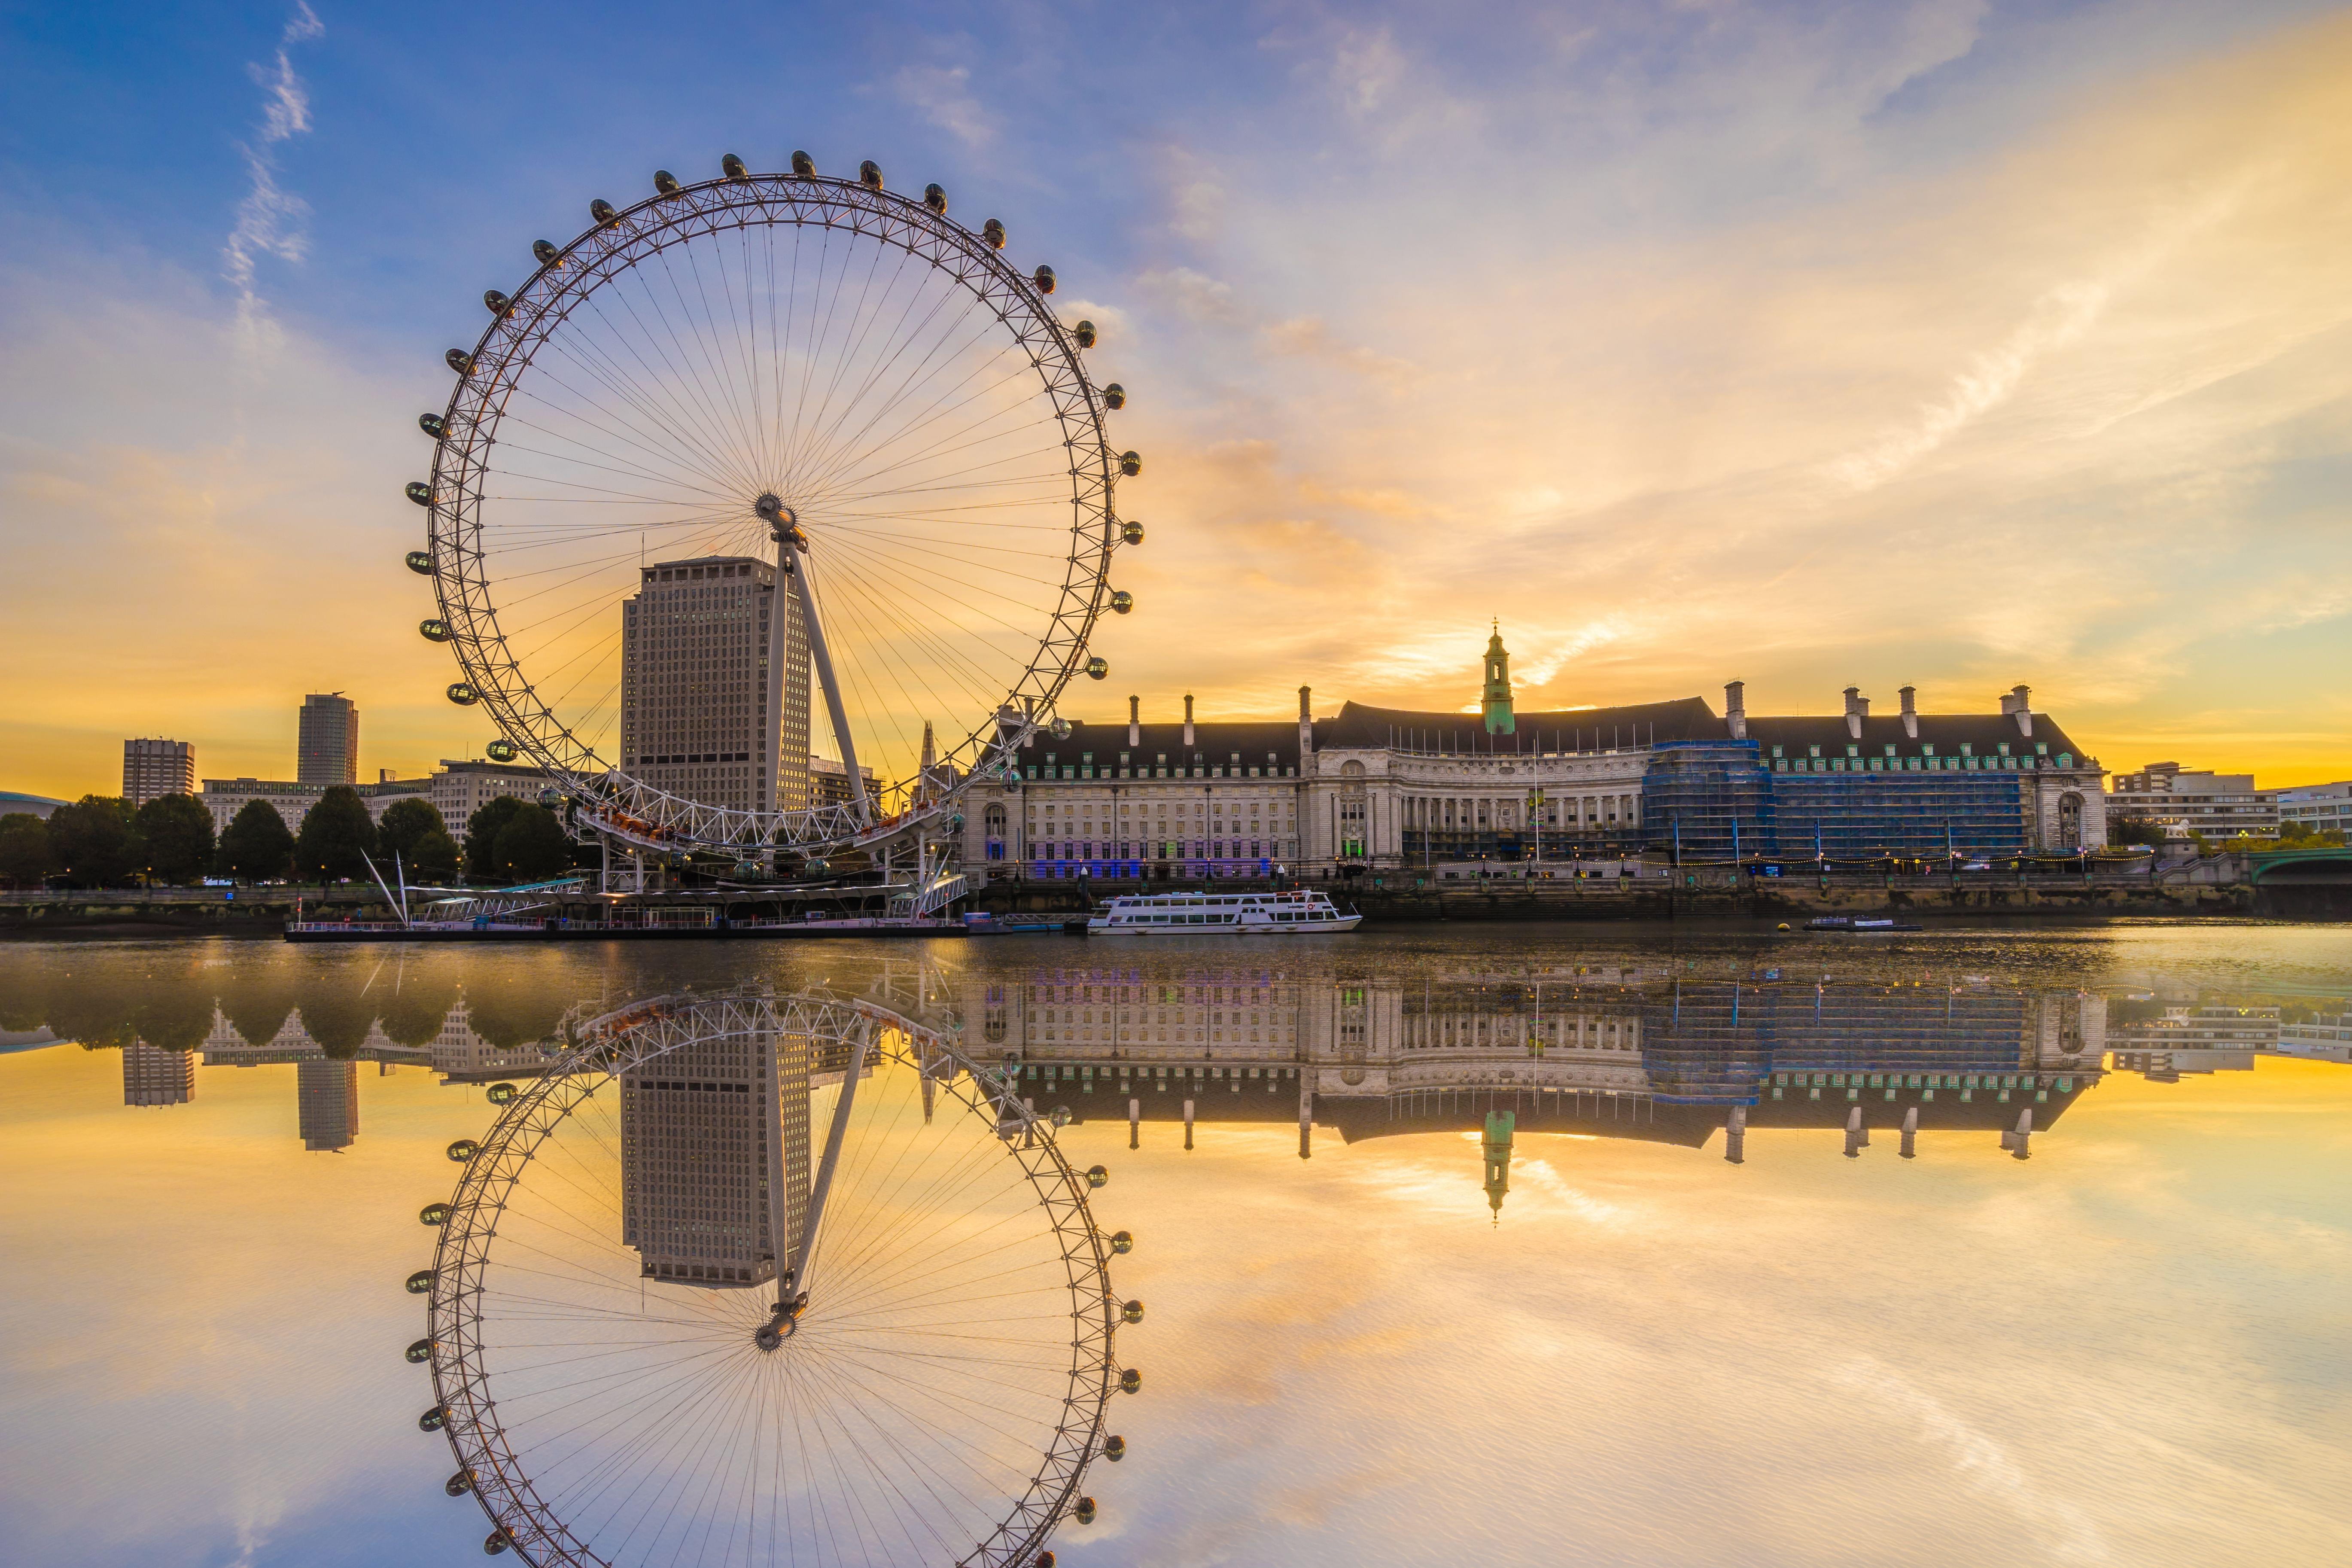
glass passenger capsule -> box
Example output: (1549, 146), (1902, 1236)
(418, 1405), (447, 1432)
(446, 684), (479, 706)
(1109, 1230), (1133, 1254)
(1118, 1368), (1142, 1394)
(590, 198), (617, 225)
(1102, 382), (1125, 410)
(982, 217), (1005, 249)
(532, 239), (559, 265)
(406, 481), (434, 507)
(722, 152), (748, 180)
(1074, 1498), (1097, 1525)
(1122, 1299), (1145, 1324)
(1102, 1434), (1127, 1461)
(1110, 590), (1133, 614)
(483, 1528), (511, 1555)
(485, 739), (518, 762)
(924, 183), (947, 213)
(445, 349), (473, 375)
(1050, 1106), (1071, 1128)
(445, 1470), (475, 1498)
(858, 159), (883, 189)
(1033, 264), (1056, 293)
(1118, 451), (1142, 477)
(1121, 519), (1144, 545)
(653, 169), (680, 195)
(418, 413), (447, 439)
(405, 1269), (435, 1294)
(419, 1201), (450, 1226)
(486, 1082), (517, 1105)
(406, 550), (433, 575)
(1073, 320), (1096, 349)
(419, 619), (450, 642)
(1086, 657), (1109, 680)
(1050, 717), (1072, 740)
(791, 150), (815, 176)
(1086, 1163), (1109, 1186)
(405, 1338), (433, 1363)
(447, 1138), (480, 1160)
(482, 289), (510, 315)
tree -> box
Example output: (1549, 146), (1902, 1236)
(47, 795), (137, 886)
(492, 803), (572, 883)
(2110, 817), (2167, 849)
(0, 813), (53, 889)
(465, 795), (530, 882)
(294, 786), (378, 884)
(378, 798), (461, 883)
(217, 799), (295, 882)
(132, 793), (216, 884)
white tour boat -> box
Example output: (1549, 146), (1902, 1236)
(1086, 889), (1361, 935)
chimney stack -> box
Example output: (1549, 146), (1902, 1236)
(1899, 685), (1918, 740)
(1128, 695), (1141, 747)
(1724, 680), (1747, 741)
(2004, 684), (2033, 737)
(1183, 693), (1195, 747)
(1298, 685), (1314, 763)
(1844, 686), (1868, 741)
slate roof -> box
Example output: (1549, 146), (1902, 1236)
(1311, 697), (1722, 752)
(1013, 718), (1304, 772)
(1737, 712), (2090, 759)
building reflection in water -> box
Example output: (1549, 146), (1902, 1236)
(617, 1027), (803, 1290)
(296, 1059), (359, 1152)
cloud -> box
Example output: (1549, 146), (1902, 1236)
(1330, 27), (1405, 116)
(222, 5), (324, 342)
(892, 63), (992, 147)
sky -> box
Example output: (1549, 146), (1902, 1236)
(3, 0), (2350, 800)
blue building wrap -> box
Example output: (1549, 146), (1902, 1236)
(1644, 740), (2029, 861)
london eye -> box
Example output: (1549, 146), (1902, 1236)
(415, 990), (1136, 1566)
(402, 154), (1141, 857)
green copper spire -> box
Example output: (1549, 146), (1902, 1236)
(1481, 620), (1515, 735)
(1482, 1109), (1514, 1223)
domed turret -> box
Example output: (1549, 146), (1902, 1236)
(1073, 320), (1097, 348)
(590, 198), (617, 225)
(791, 150), (815, 176)
(1120, 519), (1144, 546)
(532, 239), (558, 265)
(1102, 382), (1125, 410)
(1110, 590), (1133, 614)
(1033, 264), (1056, 294)
(406, 550), (433, 575)
(445, 349), (474, 375)
(982, 218), (1005, 250)
(923, 183), (947, 213)
(446, 683), (479, 706)
(419, 619), (450, 642)
(419, 413), (447, 439)
(858, 159), (883, 189)
(721, 153), (748, 180)
(406, 481), (435, 507)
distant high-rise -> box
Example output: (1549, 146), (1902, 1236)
(122, 739), (196, 806)
(297, 694), (359, 787)
(620, 557), (809, 814)
(123, 1041), (196, 1106)
(618, 1028), (808, 1289)
(297, 1058), (359, 1151)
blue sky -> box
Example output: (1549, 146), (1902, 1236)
(5, 0), (2351, 794)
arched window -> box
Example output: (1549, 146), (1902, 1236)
(2058, 793), (2084, 849)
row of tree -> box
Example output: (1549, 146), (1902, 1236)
(0, 790), (579, 890)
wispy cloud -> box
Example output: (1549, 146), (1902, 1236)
(222, 4), (323, 342)
(892, 63), (992, 147)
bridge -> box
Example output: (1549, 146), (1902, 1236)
(2247, 847), (2352, 884)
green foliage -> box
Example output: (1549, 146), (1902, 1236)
(465, 795), (529, 882)
(131, 793), (216, 884)
(0, 813), (53, 889)
(217, 799), (295, 882)
(47, 795), (138, 886)
(493, 804), (572, 884)
(379, 797), (460, 882)
(2110, 817), (2168, 849)
(293, 786), (378, 883)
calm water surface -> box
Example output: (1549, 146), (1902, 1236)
(3, 921), (2349, 1568)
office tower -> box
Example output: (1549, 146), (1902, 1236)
(297, 694), (359, 787)
(122, 1041), (196, 1105)
(122, 739), (196, 806)
(618, 1027), (809, 1289)
(619, 556), (809, 814)
(297, 1058), (359, 1151)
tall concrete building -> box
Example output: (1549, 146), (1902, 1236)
(122, 739), (195, 806)
(619, 556), (809, 815)
(297, 694), (359, 787)
(297, 1058), (359, 1151)
(122, 1041), (196, 1106)
(618, 1028), (809, 1289)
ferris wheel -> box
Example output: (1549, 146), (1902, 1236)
(412, 990), (1140, 1568)
(401, 153), (1143, 856)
